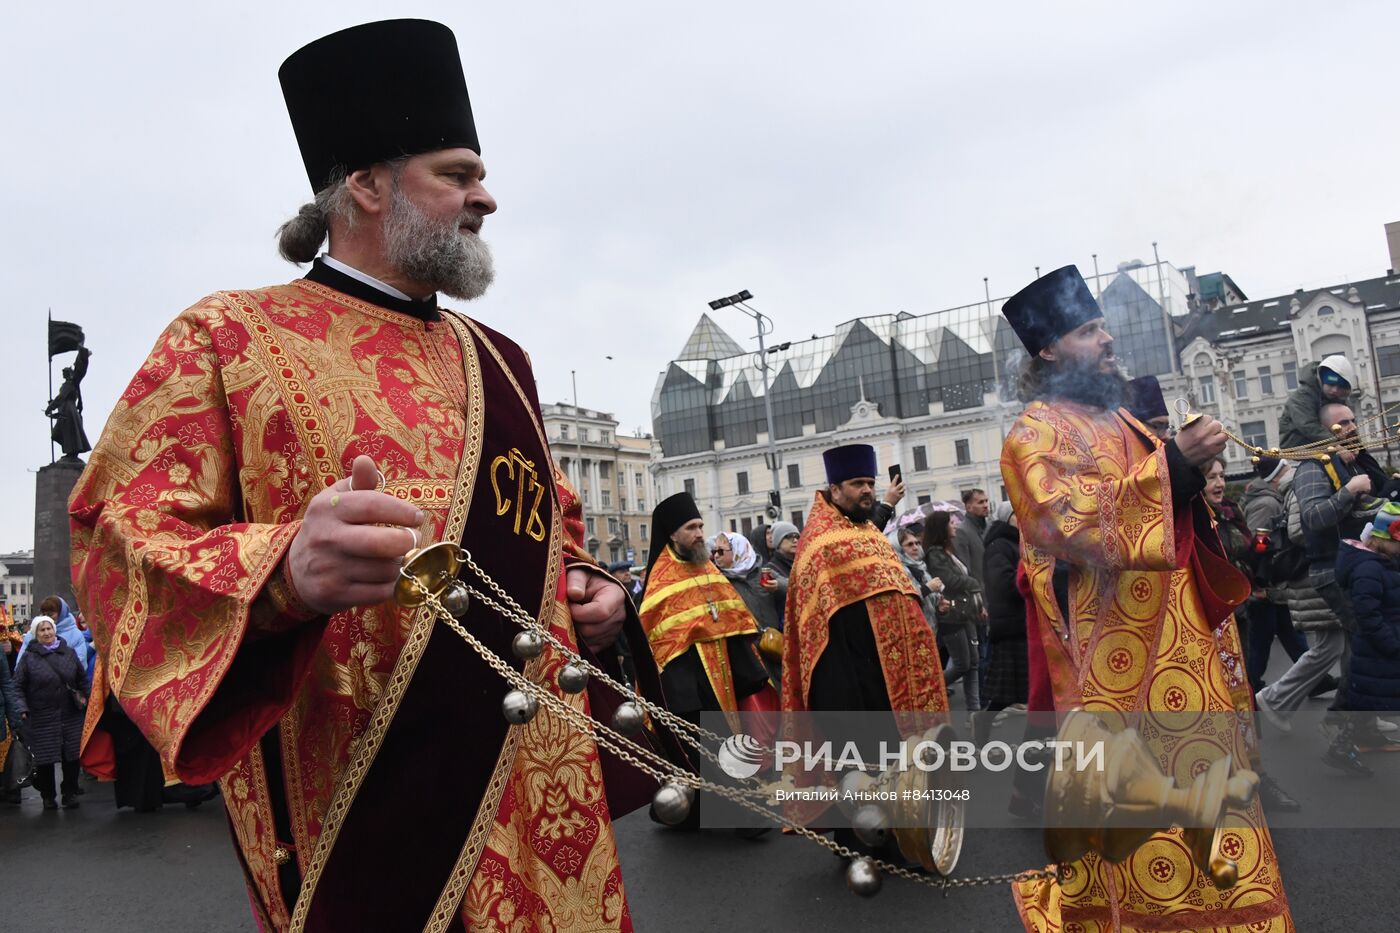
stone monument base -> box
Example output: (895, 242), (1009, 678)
(34, 458), (85, 614)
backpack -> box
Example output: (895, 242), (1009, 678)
(1265, 488), (1308, 586)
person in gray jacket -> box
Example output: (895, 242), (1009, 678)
(953, 488), (990, 699)
(1239, 456), (1309, 690)
(1257, 403), (1390, 772)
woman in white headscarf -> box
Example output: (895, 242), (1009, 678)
(14, 616), (89, 809)
(710, 532), (782, 669)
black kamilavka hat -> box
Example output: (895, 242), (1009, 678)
(1127, 375), (1169, 421)
(644, 492), (704, 581)
(279, 19), (480, 192)
(1001, 265), (1102, 356)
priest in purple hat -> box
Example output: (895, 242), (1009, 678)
(782, 443), (947, 719)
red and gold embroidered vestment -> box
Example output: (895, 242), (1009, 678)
(70, 279), (665, 932)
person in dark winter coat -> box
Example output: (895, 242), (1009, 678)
(896, 527), (945, 627)
(1336, 503), (1400, 712)
(982, 504), (1028, 712)
(924, 512), (982, 713)
(13, 616), (89, 808)
(712, 531), (783, 686)
(762, 521), (800, 629)
(0, 653), (23, 804)
(1205, 457), (1256, 638)
(0, 650), (18, 745)
(745, 524), (771, 564)
(1279, 356), (1356, 453)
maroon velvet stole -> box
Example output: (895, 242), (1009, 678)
(301, 320), (558, 932)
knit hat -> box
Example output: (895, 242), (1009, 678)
(1318, 354), (1355, 390)
(1366, 502), (1400, 541)
(769, 521), (799, 546)
(1253, 456), (1287, 482)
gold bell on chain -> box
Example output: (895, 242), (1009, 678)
(396, 541), (464, 607)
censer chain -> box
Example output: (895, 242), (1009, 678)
(1181, 394), (1400, 462)
(455, 548), (733, 751)
(416, 582), (1064, 893)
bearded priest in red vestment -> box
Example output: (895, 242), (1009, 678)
(783, 444), (947, 719)
(69, 20), (679, 933)
(999, 266), (1292, 932)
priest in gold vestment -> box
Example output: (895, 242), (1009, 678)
(69, 20), (678, 933)
(999, 267), (1292, 932)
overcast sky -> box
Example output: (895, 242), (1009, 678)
(2, 0), (1397, 551)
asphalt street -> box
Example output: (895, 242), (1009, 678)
(5, 679), (1398, 931)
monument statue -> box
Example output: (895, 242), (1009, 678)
(37, 318), (91, 613)
(46, 343), (91, 460)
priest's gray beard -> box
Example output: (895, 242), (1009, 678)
(383, 185), (495, 300)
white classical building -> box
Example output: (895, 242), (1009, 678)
(0, 550), (36, 623)
(540, 403), (658, 565)
(1179, 274), (1400, 472)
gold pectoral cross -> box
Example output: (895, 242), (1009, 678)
(489, 448), (547, 541)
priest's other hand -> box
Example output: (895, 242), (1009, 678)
(1175, 415), (1228, 466)
(566, 568), (626, 652)
(286, 456), (424, 615)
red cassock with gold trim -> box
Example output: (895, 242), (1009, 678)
(70, 278), (674, 932)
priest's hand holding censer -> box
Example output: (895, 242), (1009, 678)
(1171, 399), (1229, 467)
(285, 455), (425, 615)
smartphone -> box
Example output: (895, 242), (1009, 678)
(888, 464), (902, 482)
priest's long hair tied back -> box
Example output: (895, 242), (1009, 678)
(276, 166), (354, 264)
(275, 158), (408, 264)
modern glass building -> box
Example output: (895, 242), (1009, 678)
(655, 265), (1190, 458)
(650, 262), (1195, 532)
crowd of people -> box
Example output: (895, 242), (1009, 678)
(1197, 355), (1400, 778)
(1, 598), (218, 813)
(625, 268), (1400, 929)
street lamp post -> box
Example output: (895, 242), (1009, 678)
(570, 369), (586, 502)
(709, 289), (783, 519)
